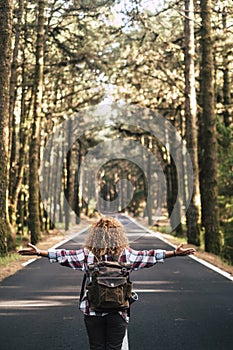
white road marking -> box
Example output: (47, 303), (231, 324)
(122, 330), (129, 350)
(19, 214), (232, 350)
(21, 226), (90, 267)
(189, 255), (233, 281)
(126, 215), (233, 282)
(22, 258), (37, 267)
(50, 226), (90, 249)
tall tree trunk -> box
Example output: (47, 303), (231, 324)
(184, 0), (201, 246)
(222, 3), (231, 128)
(64, 118), (75, 230)
(9, 42), (32, 227)
(17, 190), (25, 235)
(199, 0), (221, 254)
(164, 114), (183, 236)
(147, 147), (153, 226)
(0, 0), (13, 256)
(28, 0), (46, 244)
(8, 0), (24, 212)
(74, 141), (82, 224)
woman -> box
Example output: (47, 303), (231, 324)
(18, 216), (195, 350)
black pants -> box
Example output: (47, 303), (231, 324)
(84, 313), (128, 350)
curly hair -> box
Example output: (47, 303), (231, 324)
(84, 217), (129, 259)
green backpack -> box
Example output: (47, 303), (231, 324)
(85, 261), (133, 312)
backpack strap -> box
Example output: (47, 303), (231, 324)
(80, 252), (99, 302)
(79, 263), (99, 302)
(80, 272), (87, 303)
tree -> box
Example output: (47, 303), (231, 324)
(199, 0), (221, 254)
(8, 0), (25, 226)
(1, 0), (232, 259)
(184, 0), (201, 245)
(222, 3), (232, 128)
(64, 118), (75, 230)
(28, 0), (46, 244)
(0, 0), (13, 256)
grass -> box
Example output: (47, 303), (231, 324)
(0, 253), (22, 267)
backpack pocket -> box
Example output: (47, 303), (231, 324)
(87, 277), (132, 312)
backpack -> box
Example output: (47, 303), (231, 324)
(84, 261), (133, 312)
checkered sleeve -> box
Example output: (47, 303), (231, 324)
(48, 248), (87, 270)
(121, 247), (166, 270)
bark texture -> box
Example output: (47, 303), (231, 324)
(199, 0), (221, 254)
(184, 0), (201, 245)
(0, 0), (13, 255)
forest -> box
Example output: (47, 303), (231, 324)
(0, 0), (232, 265)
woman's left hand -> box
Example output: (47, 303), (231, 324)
(175, 243), (196, 256)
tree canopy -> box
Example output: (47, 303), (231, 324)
(0, 0), (232, 263)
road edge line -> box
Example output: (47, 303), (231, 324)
(50, 226), (90, 249)
(22, 258), (37, 267)
(22, 226), (90, 267)
(125, 215), (233, 282)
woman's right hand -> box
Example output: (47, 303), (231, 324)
(17, 243), (40, 256)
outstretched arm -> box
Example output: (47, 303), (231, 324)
(18, 244), (86, 270)
(18, 243), (48, 257)
(165, 243), (196, 258)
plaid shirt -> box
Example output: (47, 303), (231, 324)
(48, 247), (166, 320)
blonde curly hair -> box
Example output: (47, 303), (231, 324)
(84, 217), (129, 259)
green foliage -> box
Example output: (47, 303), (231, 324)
(216, 118), (233, 263)
(219, 196), (233, 264)
(217, 121), (233, 196)
(221, 221), (233, 265)
(3, 0), (232, 263)
(0, 253), (22, 267)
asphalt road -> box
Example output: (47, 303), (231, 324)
(0, 215), (232, 350)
